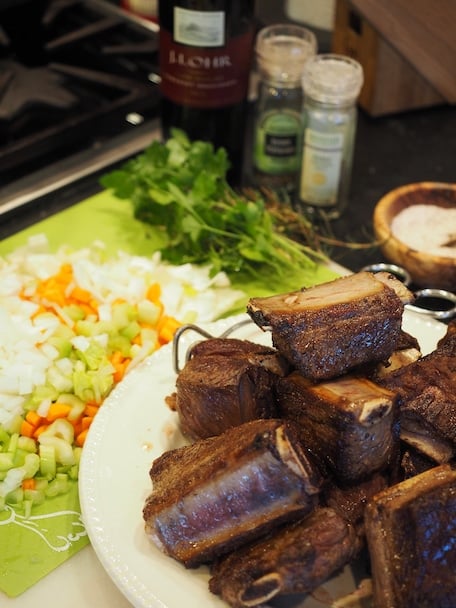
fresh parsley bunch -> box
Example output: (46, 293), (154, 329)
(101, 129), (326, 282)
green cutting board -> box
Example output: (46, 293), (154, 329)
(0, 189), (338, 295)
(0, 188), (337, 597)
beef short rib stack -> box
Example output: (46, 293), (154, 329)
(209, 507), (360, 608)
(142, 271), (456, 607)
(277, 372), (399, 483)
(379, 328), (456, 463)
(143, 419), (322, 567)
(246, 271), (413, 380)
(166, 338), (289, 440)
(365, 464), (456, 608)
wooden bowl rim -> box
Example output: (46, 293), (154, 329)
(373, 181), (456, 263)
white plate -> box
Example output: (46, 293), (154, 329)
(79, 310), (447, 608)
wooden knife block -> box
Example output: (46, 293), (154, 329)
(331, 0), (447, 116)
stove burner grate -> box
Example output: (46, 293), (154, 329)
(0, 0), (160, 187)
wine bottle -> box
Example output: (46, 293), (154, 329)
(158, 0), (256, 184)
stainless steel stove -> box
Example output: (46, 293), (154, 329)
(0, 0), (162, 214)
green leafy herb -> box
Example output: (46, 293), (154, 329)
(101, 129), (328, 284)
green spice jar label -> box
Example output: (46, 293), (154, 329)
(254, 110), (302, 174)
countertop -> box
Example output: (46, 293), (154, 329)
(329, 103), (456, 272)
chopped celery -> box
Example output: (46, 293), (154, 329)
(72, 367), (113, 403)
(112, 302), (138, 328)
(7, 433), (19, 454)
(24, 488), (46, 506)
(76, 339), (109, 371)
(39, 444), (56, 479)
(4, 415), (22, 435)
(39, 422), (76, 466)
(73, 446), (82, 465)
(68, 464), (79, 480)
(46, 364), (74, 393)
(22, 453), (40, 478)
(0, 425), (10, 444)
(39, 418), (74, 444)
(137, 299), (161, 325)
(45, 473), (68, 497)
(6, 487), (24, 506)
(51, 323), (75, 340)
(0, 453), (14, 471)
(61, 304), (86, 322)
(75, 319), (112, 337)
(120, 320), (141, 341)
(57, 393), (86, 421)
(48, 335), (73, 358)
(25, 384), (59, 409)
(34, 477), (49, 491)
(17, 436), (38, 453)
(108, 334), (132, 357)
(13, 448), (28, 466)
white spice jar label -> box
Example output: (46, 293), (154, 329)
(299, 129), (344, 205)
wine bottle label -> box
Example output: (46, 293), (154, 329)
(254, 110), (302, 174)
(300, 129), (344, 206)
(160, 17), (254, 108)
(174, 7), (224, 46)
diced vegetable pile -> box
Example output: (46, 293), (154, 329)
(0, 235), (244, 515)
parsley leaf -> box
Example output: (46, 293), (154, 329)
(100, 129), (327, 286)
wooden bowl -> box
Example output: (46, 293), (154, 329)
(373, 182), (456, 290)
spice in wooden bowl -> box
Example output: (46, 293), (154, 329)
(373, 182), (456, 290)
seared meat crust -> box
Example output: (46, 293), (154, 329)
(365, 464), (456, 608)
(276, 372), (399, 483)
(209, 507), (360, 608)
(167, 338), (288, 440)
(143, 419), (322, 568)
(247, 272), (413, 381)
(380, 330), (456, 463)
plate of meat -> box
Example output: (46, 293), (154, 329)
(79, 272), (453, 608)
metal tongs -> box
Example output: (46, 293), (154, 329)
(361, 263), (456, 321)
(172, 317), (254, 373)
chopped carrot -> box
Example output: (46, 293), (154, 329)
(80, 416), (93, 431)
(110, 351), (131, 383)
(20, 419), (35, 438)
(114, 360), (130, 383)
(158, 316), (182, 345)
(70, 286), (93, 303)
(78, 302), (98, 317)
(25, 410), (42, 427)
(110, 350), (125, 365)
(72, 421), (83, 437)
(84, 404), (99, 418)
(33, 425), (49, 439)
(75, 428), (89, 447)
(146, 283), (161, 302)
(46, 402), (72, 422)
(132, 333), (142, 345)
(22, 478), (36, 491)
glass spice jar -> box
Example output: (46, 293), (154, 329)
(252, 23), (317, 193)
(298, 54), (364, 219)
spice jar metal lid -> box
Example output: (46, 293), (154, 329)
(255, 23), (317, 86)
(301, 53), (364, 104)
